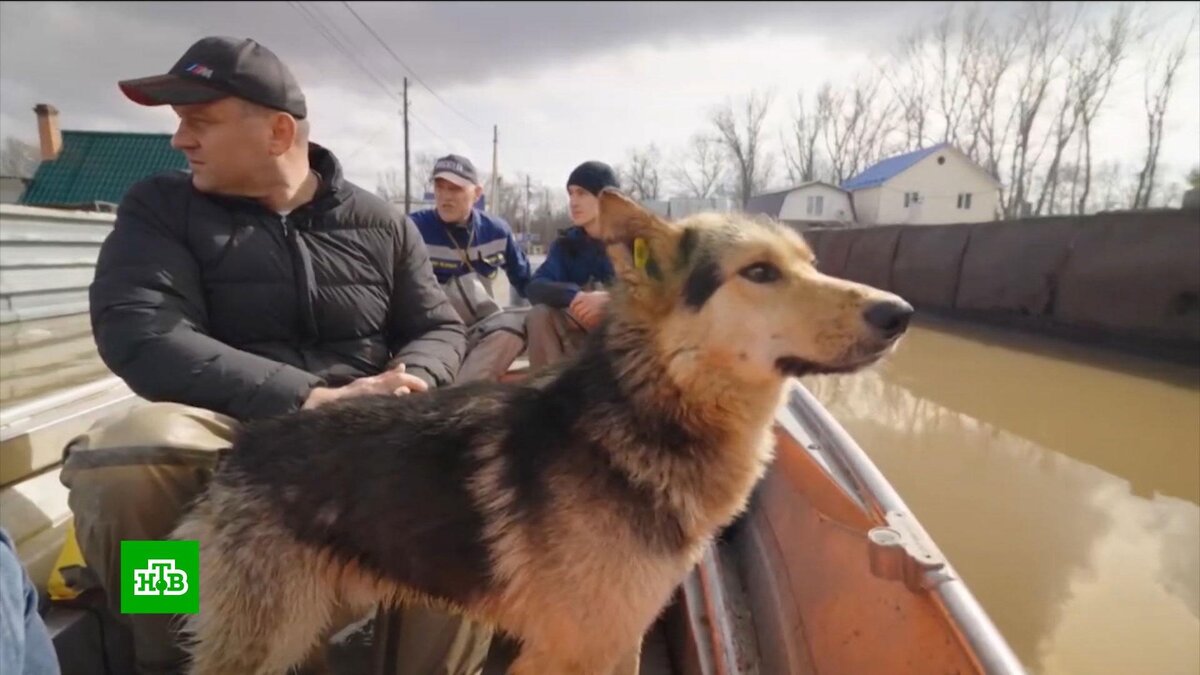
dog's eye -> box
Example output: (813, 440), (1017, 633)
(739, 262), (781, 284)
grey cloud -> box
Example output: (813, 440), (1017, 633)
(0, 1), (964, 139)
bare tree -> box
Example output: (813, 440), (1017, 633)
(1133, 16), (1195, 209)
(781, 92), (831, 184)
(0, 137), (39, 178)
(671, 134), (725, 198)
(885, 31), (933, 151)
(1094, 161), (1126, 212)
(1001, 2), (1080, 219)
(1074, 3), (1136, 214)
(968, 20), (1020, 179)
(375, 167), (405, 203)
(1034, 40), (1085, 216)
(712, 90), (775, 208)
(375, 152), (440, 205)
(819, 75), (898, 185)
(932, 4), (987, 148)
(621, 144), (663, 201)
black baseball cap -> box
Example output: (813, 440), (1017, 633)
(118, 36), (307, 119)
(431, 154), (480, 188)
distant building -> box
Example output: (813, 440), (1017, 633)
(841, 143), (1000, 225)
(19, 103), (188, 212)
(744, 182), (855, 230)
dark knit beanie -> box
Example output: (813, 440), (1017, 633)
(567, 161), (620, 196)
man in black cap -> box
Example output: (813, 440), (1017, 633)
(524, 160), (620, 368)
(59, 36), (492, 674)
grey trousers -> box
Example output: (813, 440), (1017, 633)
(525, 305), (590, 370)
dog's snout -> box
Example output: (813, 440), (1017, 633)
(863, 300), (913, 339)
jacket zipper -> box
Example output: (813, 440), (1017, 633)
(281, 214), (319, 345)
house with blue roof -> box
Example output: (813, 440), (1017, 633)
(840, 143), (1000, 226)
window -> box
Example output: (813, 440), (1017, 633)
(806, 195), (814, 215)
(904, 191), (920, 207)
(814, 195), (824, 216)
(957, 193), (973, 209)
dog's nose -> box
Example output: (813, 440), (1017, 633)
(863, 300), (914, 339)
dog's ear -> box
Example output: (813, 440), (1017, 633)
(597, 188), (679, 283)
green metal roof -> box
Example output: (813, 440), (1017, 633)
(20, 131), (187, 207)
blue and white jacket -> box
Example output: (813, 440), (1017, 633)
(410, 208), (533, 298)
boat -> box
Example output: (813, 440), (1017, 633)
(0, 205), (1024, 672)
(1, 364), (1025, 674)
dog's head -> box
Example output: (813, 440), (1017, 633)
(597, 189), (912, 386)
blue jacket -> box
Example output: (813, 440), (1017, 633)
(527, 226), (615, 309)
(410, 208), (532, 298)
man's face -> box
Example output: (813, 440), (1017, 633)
(568, 185), (601, 237)
(434, 177), (481, 224)
(170, 98), (276, 195)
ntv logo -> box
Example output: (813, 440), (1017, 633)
(133, 559), (189, 596)
(121, 540), (200, 614)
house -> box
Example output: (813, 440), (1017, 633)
(19, 103), (188, 212)
(841, 143), (999, 226)
(743, 181), (855, 229)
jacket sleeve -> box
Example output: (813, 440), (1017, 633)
(503, 231), (533, 299)
(525, 241), (582, 308)
(387, 215), (468, 387)
(89, 179), (324, 421)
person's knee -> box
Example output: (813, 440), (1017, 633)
(525, 304), (559, 337)
(74, 402), (233, 454)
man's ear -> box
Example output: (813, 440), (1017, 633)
(596, 188), (680, 282)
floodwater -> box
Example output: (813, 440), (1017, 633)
(802, 317), (1200, 675)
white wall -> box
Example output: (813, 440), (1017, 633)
(779, 185), (854, 222)
(850, 186), (882, 225)
(875, 150), (999, 225)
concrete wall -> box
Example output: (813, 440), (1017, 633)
(805, 209), (1200, 361)
(780, 185), (854, 223)
(866, 148), (1000, 225)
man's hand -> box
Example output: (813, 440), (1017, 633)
(568, 291), (610, 331)
(303, 363), (429, 410)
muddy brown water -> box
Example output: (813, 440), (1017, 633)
(803, 316), (1200, 675)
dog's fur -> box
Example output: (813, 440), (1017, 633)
(173, 190), (912, 674)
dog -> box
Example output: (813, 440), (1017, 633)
(173, 188), (913, 674)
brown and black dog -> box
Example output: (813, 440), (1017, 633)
(174, 189), (912, 674)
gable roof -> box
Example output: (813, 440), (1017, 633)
(840, 143), (951, 191)
(21, 131), (188, 208)
(744, 181), (848, 218)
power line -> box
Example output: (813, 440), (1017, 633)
(288, 1), (402, 107)
(287, 0), (454, 149)
(339, 1), (484, 129)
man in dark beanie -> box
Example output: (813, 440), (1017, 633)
(524, 160), (619, 368)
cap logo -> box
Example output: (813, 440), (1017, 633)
(186, 63), (215, 79)
(435, 159), (467, 174)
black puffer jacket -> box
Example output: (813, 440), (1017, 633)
(90, 143), (466, 421)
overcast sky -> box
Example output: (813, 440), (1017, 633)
(1, 1), (1196, 198)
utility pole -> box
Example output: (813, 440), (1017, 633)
(402, 77), (410, 215)
(490, 125), (499, 214)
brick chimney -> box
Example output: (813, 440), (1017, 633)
(34, 103), (62, 161)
